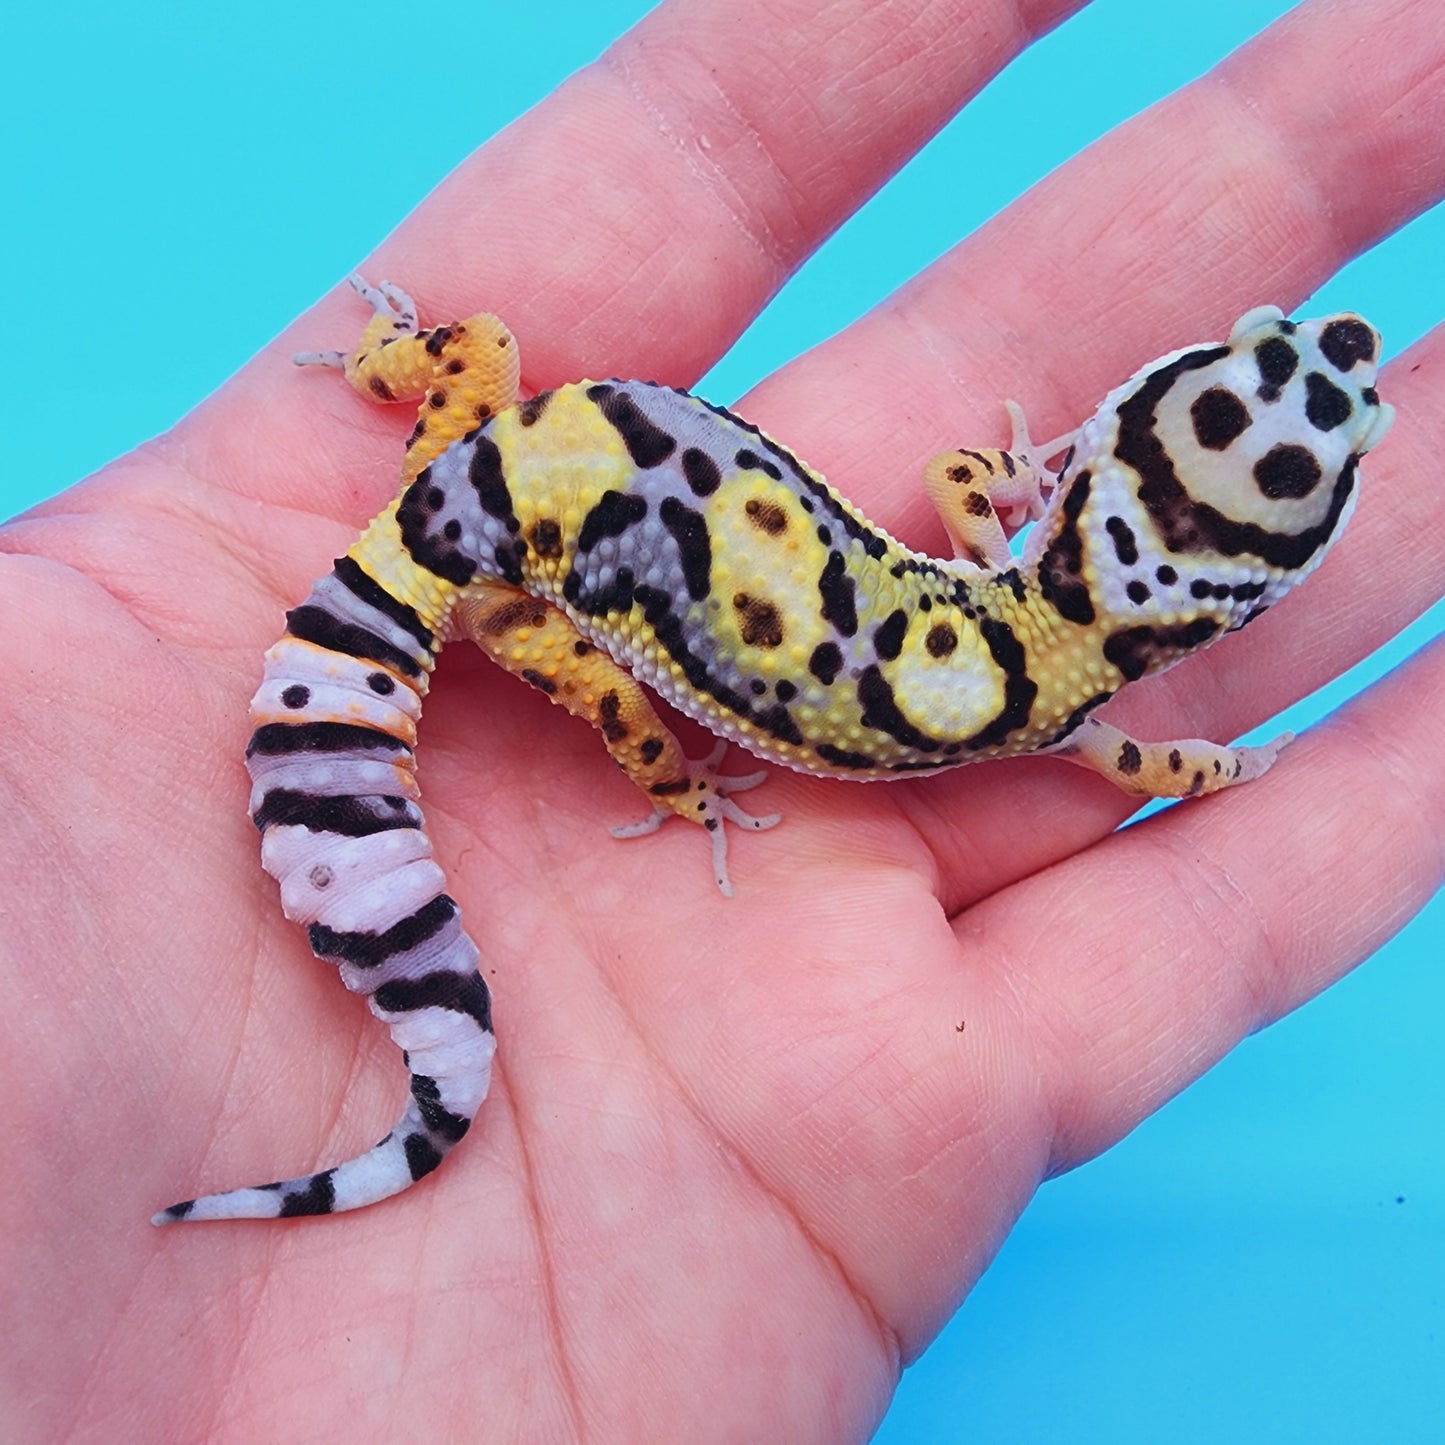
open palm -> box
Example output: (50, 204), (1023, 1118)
(4, 1), (1443, 1440)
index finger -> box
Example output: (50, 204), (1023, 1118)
(191, 0), (1089, 514)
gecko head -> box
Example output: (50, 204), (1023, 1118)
(1137, 307), (1393, 588)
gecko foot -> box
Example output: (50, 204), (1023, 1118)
(293, 275), (418, 368)
(610, 741), (781, 897)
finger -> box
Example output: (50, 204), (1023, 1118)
(180, 0), (1089, 513)
(732, 0), (1445, 908)
(969, 632), (1445, 1177)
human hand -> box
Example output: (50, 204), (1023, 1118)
(3, 1), (1442, 1440)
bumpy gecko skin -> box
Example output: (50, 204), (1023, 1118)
(154, 280), (1393, 1224)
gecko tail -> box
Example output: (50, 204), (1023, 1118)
(154, 552), (497, 1225)
(153, 999), (496, 1224)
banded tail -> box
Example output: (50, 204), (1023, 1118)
(153, 554), (492, 1223)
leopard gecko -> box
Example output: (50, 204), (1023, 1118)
(153, 277), (1393, 1224)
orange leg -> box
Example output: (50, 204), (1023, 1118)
(457, 583), (780, 896)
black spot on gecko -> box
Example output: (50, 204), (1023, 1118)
(873, 609), (908, 661)
(517, 390), (552, 426)
(587, 384), (677, 468)
(736, 448), (783, 481)
(659, 495), (712, 600)
(247, 720), (410, 758)
(598, 691), (629, 742)
(281, 685), (310, 709)
(1105, 515), (1139, 565)
(1038, 469), (1096, 625)
(409, 1074), (471, 1143)
(996, 567), (1027, 604)
(1190, 387), (1251, 448)
(753, 703), (804, 745)
(681, 447), (722, 498)
(469, 435), (520, 532)
(1254, 336), (1299, 402)
(368, 672), (395, 695)
(809, 641), (843, 684)
(816, 742), (876, 770)
(520, 668), (556, 695)
(640, 738), (664, 764)
(818, 551), (858, 637)
(577, 490), (648, 552)
(1155, 564), (1177, 586)
(1168, 749), (1183, 772)
(1253, 444), (1322, 500)
(1304, 371), (1353, 432)
(530, 518), (563, 559)
(1126, 580), (1150, 605)
(252, 791), (420, 837)
(369, 377), (394, 402)
(1102, 617), (1219, 682)
(1117, 740), (1143, 776)
(1319, 318), (1376, 371)
(775, 680), (797, 703)
(398, 469), (477, 586)
(858, 665), (940, 753)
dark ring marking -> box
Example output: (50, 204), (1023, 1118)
(373, 969), (494, 1033)
(285, 604), (423, 678)
(308, 894), (458, 969)
(333, 556), (434, 650)
(247, 720), (410, 757)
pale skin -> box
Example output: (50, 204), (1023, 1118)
(3, 0), (1444, 1439)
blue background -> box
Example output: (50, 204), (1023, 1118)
(5, 2), (1439, 1439)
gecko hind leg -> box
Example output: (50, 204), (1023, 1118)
(458, 585), (780, 896)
